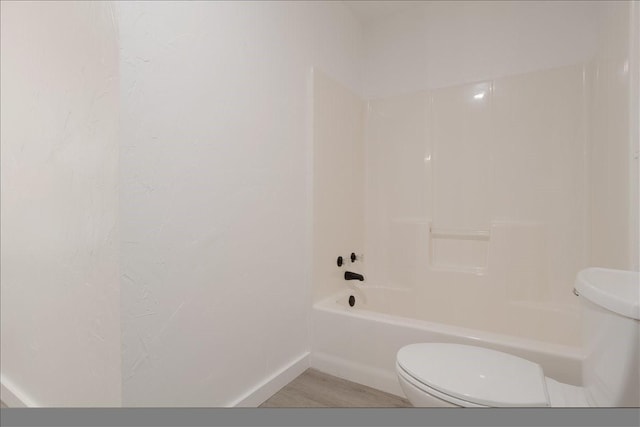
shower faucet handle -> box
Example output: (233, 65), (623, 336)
(350, 252), (365, 262)
(336, 252), (364, 267)
(338, 253), (363, 267)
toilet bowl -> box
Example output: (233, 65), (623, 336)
(396, 268), (640, 407)
(396, 343), (588, 407)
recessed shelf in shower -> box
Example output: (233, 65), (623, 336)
(428, 224), (490, 274)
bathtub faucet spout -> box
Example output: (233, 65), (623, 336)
(344, 271), (364, 281)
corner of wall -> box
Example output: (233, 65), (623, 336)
(1, 375), (35, 408)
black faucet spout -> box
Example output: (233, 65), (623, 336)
(344, 271), (364, 281)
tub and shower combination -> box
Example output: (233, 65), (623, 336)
(310, 283), (583, 398)
(309, 59), (625, 399)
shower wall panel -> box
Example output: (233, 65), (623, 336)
(364, 64), (589, 312)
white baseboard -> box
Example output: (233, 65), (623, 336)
(3, 352), (400, 408)
(2, 354), (309, 408)
(230, 352), (310, 407)
(1, 375), (34, 407)
(309, 352), (404, 398)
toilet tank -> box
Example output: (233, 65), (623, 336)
(575, 268), (640, 407)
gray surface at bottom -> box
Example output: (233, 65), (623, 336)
(0, 408), (639, 427)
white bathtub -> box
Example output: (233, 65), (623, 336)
(310, 287), (584, 398)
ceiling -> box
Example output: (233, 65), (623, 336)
(343, 1), (422, 25)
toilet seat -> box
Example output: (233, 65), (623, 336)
(397, 362), (487, 407)
(396, 343), (551, 407)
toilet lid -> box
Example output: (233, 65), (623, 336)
(397, 343), (550, 407)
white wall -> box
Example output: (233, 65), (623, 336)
(0, 1), (121, 406)
(312, 71), (365, 302)
(117, 1), (363, 406)
(362, 1), (603, 98)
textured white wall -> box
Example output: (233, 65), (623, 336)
(362, 1), (603, 98)
(0, 1), (121, 406)
(117, 1), (363, 406)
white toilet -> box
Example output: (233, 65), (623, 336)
(396, 268), (640, 407)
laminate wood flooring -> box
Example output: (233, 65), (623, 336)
(259, 369), (412, 408)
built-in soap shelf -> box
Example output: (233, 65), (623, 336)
(428, 264), (487, 275)
(428, 224), (490, 274)
(429, 227), (490, 241)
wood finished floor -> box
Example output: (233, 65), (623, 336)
(259, 369), (412, 408)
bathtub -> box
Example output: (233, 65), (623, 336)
(310, 286), (584, 398)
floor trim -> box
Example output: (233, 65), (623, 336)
(230, 352), (310, 407)
(309, 351), (404, 398)
(0, 375), (34, 407)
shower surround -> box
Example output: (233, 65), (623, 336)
(364, 63), (589, 331)
(311, 1), (637, 393)
(311, 63), (590, 395)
